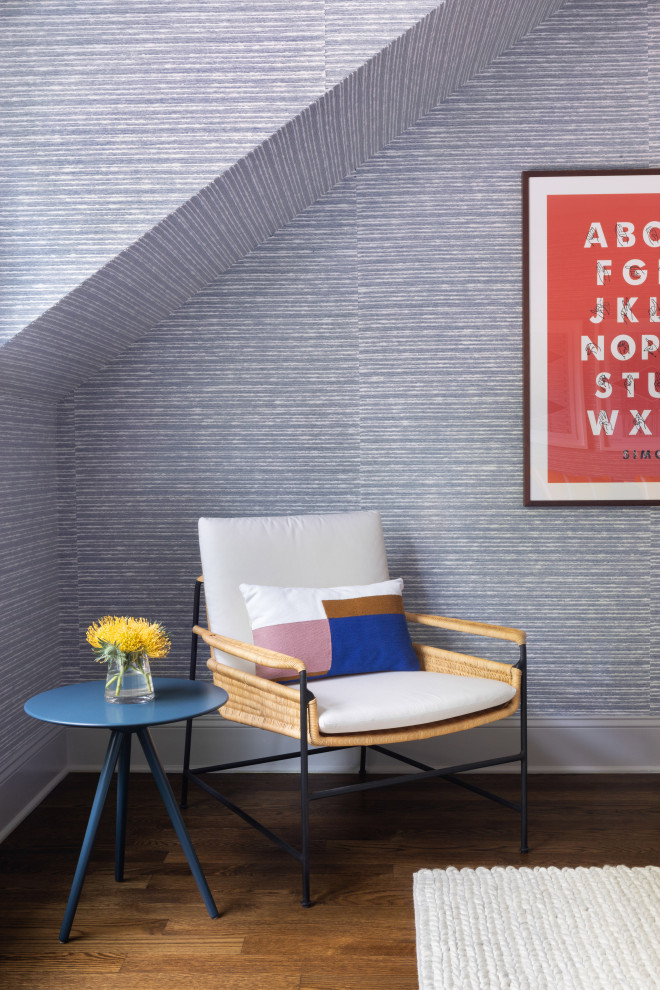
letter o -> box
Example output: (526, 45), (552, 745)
(612, 334), (636, 360)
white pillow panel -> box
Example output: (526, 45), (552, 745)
(239, 577), (405, 629)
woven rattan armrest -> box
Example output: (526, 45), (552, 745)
(193, 626), (306, 674)
(196, 627), (315, 742)
(405, 611), (526, 646)
(413, 642), (522, 693)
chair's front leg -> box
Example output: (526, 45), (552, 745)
(300, 669), (311, 908)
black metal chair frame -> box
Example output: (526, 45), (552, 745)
(180, 579), (528, 906)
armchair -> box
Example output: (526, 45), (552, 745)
(181, 510), (527, 906)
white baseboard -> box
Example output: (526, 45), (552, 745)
(66, 714), (660, 774)
(0, 729), (68, 843)
(4, 715), (659, 843)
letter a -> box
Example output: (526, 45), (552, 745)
(584, 222), (607, 248)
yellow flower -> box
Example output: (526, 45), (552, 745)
(86, 615), (171, 660)
(130, 617), (171, 658)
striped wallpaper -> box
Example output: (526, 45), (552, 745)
(0, 0), (438, 346)
(62, 0), (658, 719)
(2, 0), (569, 796)
(0, 0), (443, 795)
(2, 0), (657, 804)
(0, 0), (564, 398)
(0, 393), (64, 781)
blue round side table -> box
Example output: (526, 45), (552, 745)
(24, 677), (228, 943)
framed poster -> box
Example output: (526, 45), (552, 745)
(524, 169), (660, 505)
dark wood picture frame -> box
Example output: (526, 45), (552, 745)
(523, 168), (660, 506)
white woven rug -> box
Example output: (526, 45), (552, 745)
(414, 865), (660, 990)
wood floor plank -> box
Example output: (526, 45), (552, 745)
(242, 933), (416, 957)
(0, 950), (125, 973)
(3, 975), (299, 990)
(301, 973), (418, 990)
(120, 952), (301, 975)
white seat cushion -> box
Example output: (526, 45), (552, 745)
(294, 670), (516, 735)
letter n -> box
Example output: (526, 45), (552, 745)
(581, 336), (604, 360)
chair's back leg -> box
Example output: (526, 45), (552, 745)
(518, 643), (529, 853)
(181, 577), (202, 809)
(359, 746), (367, 778)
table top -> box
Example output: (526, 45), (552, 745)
(24, 677), (228, 729)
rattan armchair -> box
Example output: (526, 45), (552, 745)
(181, 511), (527, 906)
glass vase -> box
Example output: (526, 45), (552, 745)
(104, 651), (154, 703)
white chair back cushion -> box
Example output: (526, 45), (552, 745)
(198, 511), (390, 672)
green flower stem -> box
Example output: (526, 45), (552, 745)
(98, 647), (153, 699)
(127, 659), (153, 693)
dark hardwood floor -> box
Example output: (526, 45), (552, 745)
(1, 771), (658, 989)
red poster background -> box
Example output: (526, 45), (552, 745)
(547, 194), (660, 483)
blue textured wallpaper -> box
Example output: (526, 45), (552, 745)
(1, 0), (325, 340)
(0, 394), (64, 778)
(62, 0), (658, 716)
(4, 0), (483, 800)
(0, 0), (563, 400)
(0, 0), (442, 345)
(2, 0), (657, 813)
(58, 179), (362, 681)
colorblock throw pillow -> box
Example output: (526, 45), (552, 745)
(239, 578), (419, 681)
